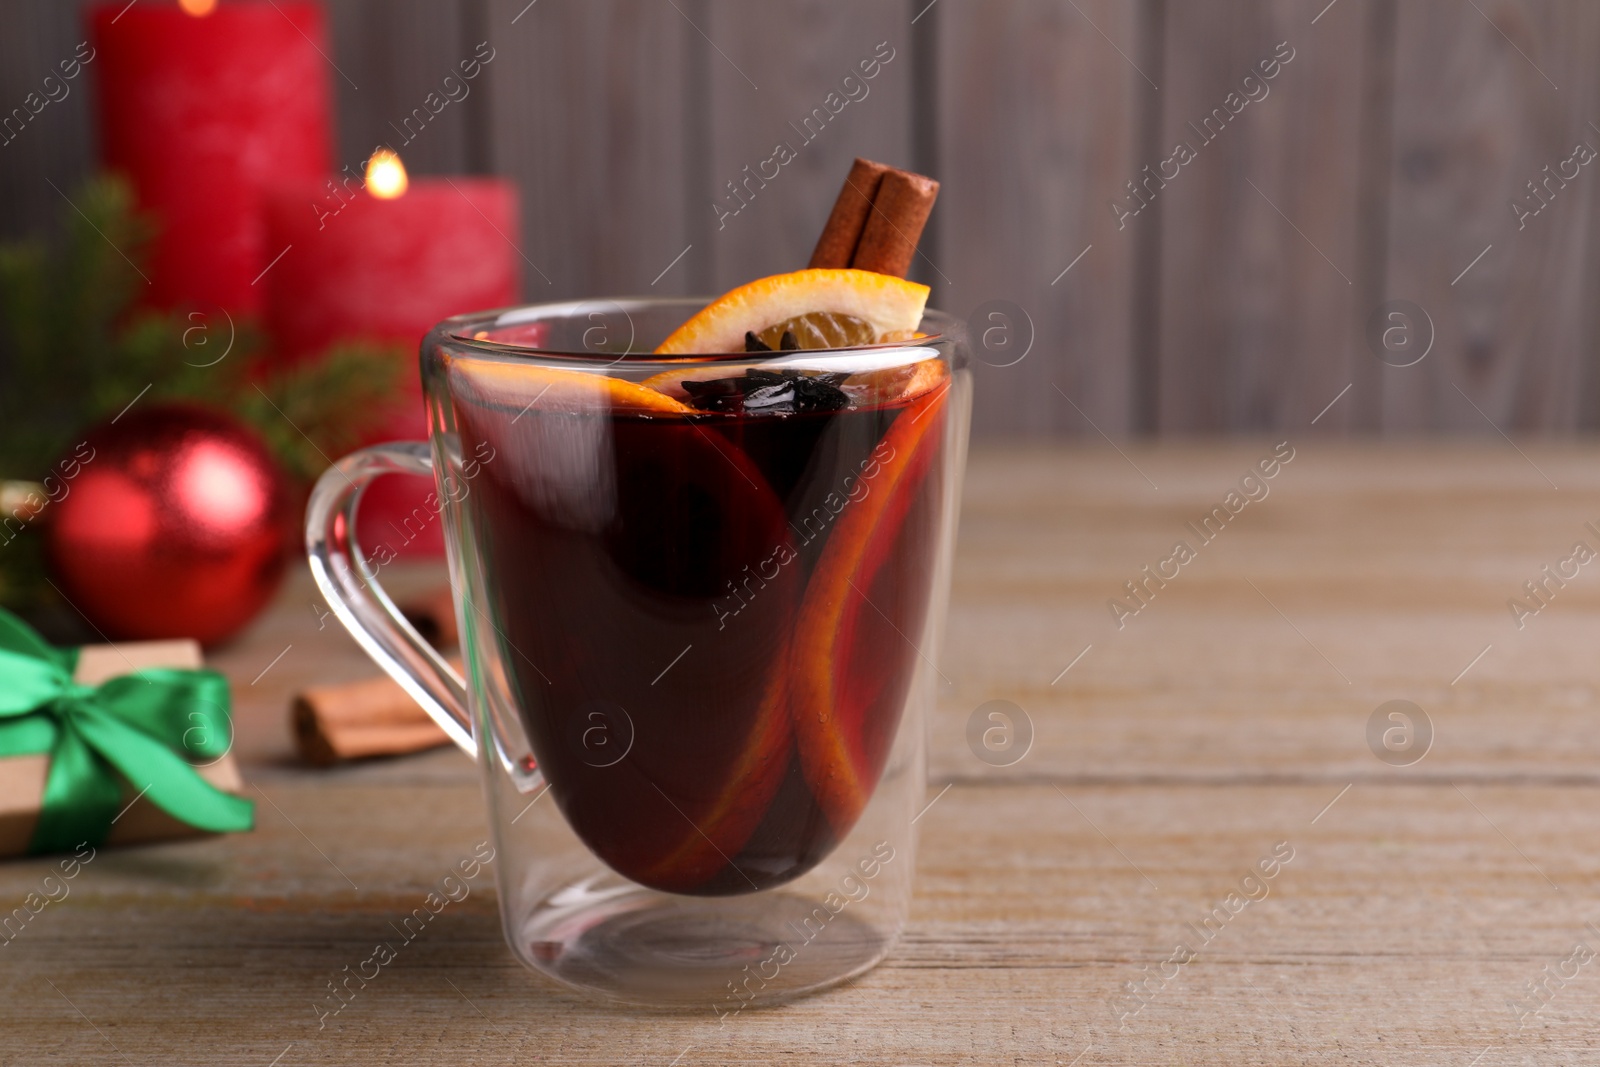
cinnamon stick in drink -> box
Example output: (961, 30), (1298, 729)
(808, 158), (890, 269)
(850, 168), (939, 278)
(808, 158), (939, 279)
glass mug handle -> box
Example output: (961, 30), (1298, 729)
(304, 442), (476, 759)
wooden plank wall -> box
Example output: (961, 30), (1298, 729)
(1153, 0), (1371, 434)
(1381, 0), (1600, 435)
(3, 0), (1599, 439)
(936, 0), (1147, 437)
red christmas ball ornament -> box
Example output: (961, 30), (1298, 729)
(44, 404), (293, 646)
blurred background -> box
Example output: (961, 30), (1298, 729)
(2, 0), (1595, 444)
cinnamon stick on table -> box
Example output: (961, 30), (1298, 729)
(294, 585), (460, 766)
(398, 585), (459, 650)
(808, 157), (939, 279)
(293, 669), (454, 766)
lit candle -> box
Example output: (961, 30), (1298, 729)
(90, 0), (333, 314)
(264, 149), (521, 555)
(365, 148), (408, 200)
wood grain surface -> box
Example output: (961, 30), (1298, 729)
(3, 443), (1599, 1064)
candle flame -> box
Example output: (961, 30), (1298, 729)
(366, 149), (409, 200)
(178, 0), (218, 16)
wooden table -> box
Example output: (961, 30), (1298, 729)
(6, 442), (1600, 1065)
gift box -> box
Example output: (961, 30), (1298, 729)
(0, 613), (252, 858)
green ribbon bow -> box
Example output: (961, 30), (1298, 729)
(0, 608), (254, 855)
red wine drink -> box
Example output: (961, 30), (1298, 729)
(453, 363), (948, 895)
(308, 317), (972, 1002)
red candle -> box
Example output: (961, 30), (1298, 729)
(91, 0), (333, 315)
(265, 150), (521, 555)
(264, 152), (520, 360)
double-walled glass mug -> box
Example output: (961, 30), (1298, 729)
(306, 297), (972, 1008)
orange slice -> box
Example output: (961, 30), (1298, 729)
(632, 662), (793, 892)
(449, 358), (693, 416)
(842, 357), (950, 408)
(790, 379), (951, 833)
(641, 358), (948, 405)
(655, 269), (930, 355)
(751, 311), (877, 350)
(641, 351), (949, 415)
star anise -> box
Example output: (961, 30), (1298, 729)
(681, 369), (851, 415)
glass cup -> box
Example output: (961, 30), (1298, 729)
(306, 297), (972, 1008)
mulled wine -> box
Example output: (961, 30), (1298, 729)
(453, 365), (947, 895)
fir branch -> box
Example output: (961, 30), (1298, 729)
(225, 342), (409, 484)
(0, 175), (410, 483)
